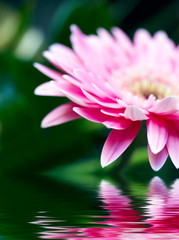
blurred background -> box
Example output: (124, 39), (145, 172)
(0, 0), (179, 177)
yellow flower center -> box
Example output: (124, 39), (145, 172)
(126, 79), (173, 99)
(111, 67), (177, 100)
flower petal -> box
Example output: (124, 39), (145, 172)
(112, 27), (133, 52)
(103, 118), (131, 130)
(41, 103), (80, 128)
(34, 63), (62, 80)
(73, 107), (107, 123)
(101, 108), (123, 117)
(124, 106), (148, 121)
(34, 81), (64, 96)
(70, 25), (110, 79)
(133, 29), (153, 60)
(73, 107), (131, 129)
(149, 96), (179, 115)
(81, 88), (120, 109)
(74, 69), (115, 99)
(148, 146), (168, 171)
(49, 43), (83, 73)
(167, 127), (179, 168)
(62, 74), (83, 88)
(101, 122), (141, 167)
(134, 29), (151, 46)
(147, 118), (168, 154)
(53, 81), (90, 107)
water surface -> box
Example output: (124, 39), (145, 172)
(0, 174), (179, 239)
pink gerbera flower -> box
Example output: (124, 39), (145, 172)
(34, 25), (179, 171)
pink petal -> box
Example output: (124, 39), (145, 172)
(70, 25), (109, 79)
(41, 103), (80, 128)
(73, 107), (108, 123)
(147, 118), (168, 154)
(148, 146), (168, 171)
(53, 81), (90, 107)
(91, 82), (116, 99)
(73, 69), (94, 87)
(81, 88), (120, 109)
(167, 127), (179, 168)
(149, 96), (179, 115)
(43, 51), (63, 70)
(34, 63), (63, 80)
(124, 106), (148, 121)
(74, 69), (115, 98)
(154, 31), (175, 50)
(111, 27), (133, 52)
(49, 43), (83, 73)
(97, 28), (115, 45)
(103, 118), (131, 130)
(101, 108), (123, 117)
(73, 107), (131, 129)
(134, 29), (151, 45)
(62, 74), (83, 88)
(133, 29), (153, 59)
(143, 94), (156, 109)
(34, 81), (64, 96)
(101, 122), (141, 167)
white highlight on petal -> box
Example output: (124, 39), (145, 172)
(134, 29), (152, 46)
(34, 81), (64, 96)
(148, 146), (168, 171)
(124, 105), (148, 121)
(149, 96), (179, 114)
(41, 103), (80, 128)
(147, 118), (168, 154)
(167, 127), (179, 169)
(103, 118), (131, 130)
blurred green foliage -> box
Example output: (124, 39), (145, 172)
(0, 0), (179, 174)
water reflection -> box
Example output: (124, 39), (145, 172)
(31, 177), (179, 239)
(146, 177), (179, 237)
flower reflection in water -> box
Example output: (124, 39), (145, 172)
(31, 178), (179, 239)
(146, 177), (179, 238)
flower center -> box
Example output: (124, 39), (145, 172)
(111, 67), (177, 100)
(126, 79), (172, 99)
